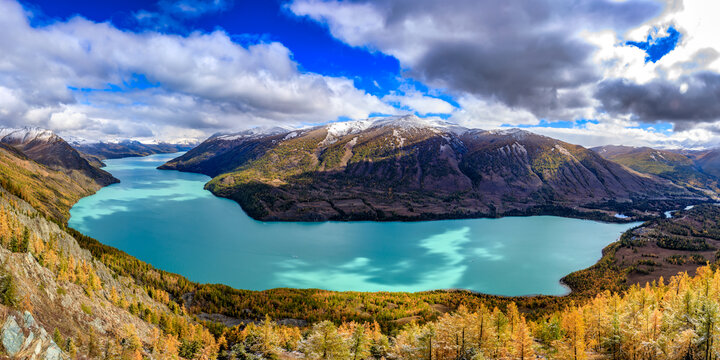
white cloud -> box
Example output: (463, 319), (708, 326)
(382, 91), (455, 115)
(290, 0), (720, 148)
(0, 0), (394, 141)
(450, 95), (539, 129)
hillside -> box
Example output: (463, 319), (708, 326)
(0, 144), (104, 222)
(217, 265), (720, 359)
(592, 145), (720, 194)
(73, 140), (195, 160)
(675, 148), (720, 179)
(161, 116), (703, 222)
(0, 128), (117, 187)
(0, 187), (218, 359)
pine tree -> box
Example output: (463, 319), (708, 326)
(303, 321), (350, 360)
(348, 323), (370, 360)
(512, 316), (535, 360)
(561, 307), (586, 360)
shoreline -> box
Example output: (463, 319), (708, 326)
(71, 152), (639, 298)
(58, 151), (711, 329)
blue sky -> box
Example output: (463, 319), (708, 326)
(626, 26), (681, 63)
(21, 0), (403, 97)
(2, 0), (720, 148)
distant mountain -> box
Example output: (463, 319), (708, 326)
(161, 115), (702, 221)
(672, 149), (720, 179)
(72, 140), (195, 160)
(0, 127), (118, 187)
(592, 145), (719, 193)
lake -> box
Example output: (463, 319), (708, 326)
(69, 153), (638, 296)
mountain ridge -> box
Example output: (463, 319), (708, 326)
(161, 116), (705, 222)
(72, 140), (195, 161)
(0, 127), (118, 187)
(592, 144), (720, 195)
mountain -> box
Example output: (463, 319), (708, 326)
(0, 128), (117, 187)
(591, 145), (720, 193)
(72, 140), (195, 160)
(0, 141), (111, 222)
(672, 148), (720, 179)
(161, 115), (703, 222)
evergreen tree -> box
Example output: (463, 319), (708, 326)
(303, 321), (350, 360)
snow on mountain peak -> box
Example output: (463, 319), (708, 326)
(321, 115), (468, 145)
(215, 126), (292, 141)
(0, 127), (58, 144)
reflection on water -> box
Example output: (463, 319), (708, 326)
(69, 153), (639, 296)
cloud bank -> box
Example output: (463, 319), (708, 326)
(290, 0), (720, 148)
(1, 0), (720, 148)
(0, 0), (395, 141)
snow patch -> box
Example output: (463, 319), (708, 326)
(322, 120), (374, 145)
(489, 128), (531, 140)
(554, 144), (573, 157)
(392, 129), (406, 148)
(322, 115), (468, 146)
(215, 126), (290, 141)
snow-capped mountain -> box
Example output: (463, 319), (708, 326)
(0, 126), (118, 186)
(159, 115), (703, 221)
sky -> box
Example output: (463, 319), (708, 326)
(0, 0), (719, 148)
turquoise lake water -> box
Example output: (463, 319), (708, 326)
(68, 153), (638, 296)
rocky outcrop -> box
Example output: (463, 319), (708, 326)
(1, 311), (67, 360)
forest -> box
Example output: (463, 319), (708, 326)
(214, 265), (720, 359)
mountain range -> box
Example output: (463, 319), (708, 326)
(161, 115), (706, 222)
(592, 145), (720, 194)
(72, 140), (195, 161)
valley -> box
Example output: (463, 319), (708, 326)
(1, 124), (720, 359)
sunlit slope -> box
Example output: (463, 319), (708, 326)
(0, 144), (102, 222)
(593, 145), (720, 194)
(0, 127), (118, 187)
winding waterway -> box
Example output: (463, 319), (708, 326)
(69, 153), (638, 296)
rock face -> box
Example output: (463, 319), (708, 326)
(72, 140), (195, 160)
(0, 128), (118, 187)
(161, 116), (704, 222)
(1, 311), (68, 360)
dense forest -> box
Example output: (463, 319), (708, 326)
(210, 265), (720, 359)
